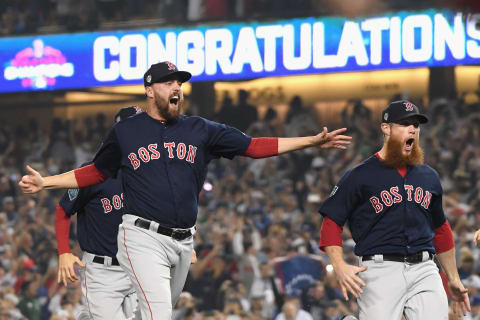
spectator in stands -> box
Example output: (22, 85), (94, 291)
(285, 96), (319, 137)
(17, 280), (42, 320)
(275, 299), (313, 320)
(229, 89), (258, 132)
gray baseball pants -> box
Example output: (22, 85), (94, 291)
(116, 214), (194, 320)
(358, 253), (448, 320)
(80, 251), (138, 320)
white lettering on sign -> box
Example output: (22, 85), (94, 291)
(361, 17), (390, 65)
(4, 63), (74, 80)
(434, 13), (465, 61)
(91, 12), (480, 82)
(205, 28), (233, 75)
(282, 23), (312, 70)
(402, 15), (433, 63)
(466, 14), (480, 58)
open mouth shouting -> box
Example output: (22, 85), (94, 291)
(169, 95), (180, 106)
(405, 138), (414, 152)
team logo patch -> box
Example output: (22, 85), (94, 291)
(404, 101), (414, 111)
(146, 74), (152, 83)
(68, 188), (79, 201)
(384, 113), (389, 121)
(330, 186), (338, 197)
(165, 61), (176, 71)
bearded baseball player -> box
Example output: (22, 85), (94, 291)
(319, 100), (470, 320)
(55, 106), (141, 320)
(19, 61), (351, 320)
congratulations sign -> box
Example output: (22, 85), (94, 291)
(1, 10), (479, 93)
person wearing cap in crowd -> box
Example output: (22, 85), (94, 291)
(319, 100), (470, 319)
(13, 258), (38, 295)
(17, 279), (41, 320)
(19, 61), (352, 319)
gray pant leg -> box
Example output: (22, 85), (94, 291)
(403, 261), (448, 320)
(80, 259), (133, 320)
(117, 215), (181, 320)
(358, 258), (406, 320)
(170, 237), (194, 307)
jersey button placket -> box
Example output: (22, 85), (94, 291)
(162, 128), (180, 227)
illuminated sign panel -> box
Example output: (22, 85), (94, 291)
(0, 10), (479, 93)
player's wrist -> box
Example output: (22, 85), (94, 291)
(42, 175), (54, 189)
(329, 257), (347, 270)
(332, 261), (347, 270)
(445, 273), (461, 283)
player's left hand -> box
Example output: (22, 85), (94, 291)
(191, 249), (197, 264)
(18, 165), (44, 194)
(314, 127), (352, 150)
(448, 278), (470, 316)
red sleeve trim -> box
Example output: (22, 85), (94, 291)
(433, 220), (454, 253)
(55, 205), (71, 255)
(243, 137), (278, 158)
(319, 216), (343, 251)
(74, 163), (107, 188)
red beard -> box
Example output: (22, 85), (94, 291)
(380, 135), (424, 168)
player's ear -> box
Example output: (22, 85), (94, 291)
(380, 123), (390, 137)
(145, 86), (154, 98)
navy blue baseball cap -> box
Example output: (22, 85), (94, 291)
(381, 100), (428, 124)
(144, 61), (191, 86)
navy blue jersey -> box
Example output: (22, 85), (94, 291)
(93, 113), (251, 228)
(319, 155), (446, 256)
(59, 168), (124, 257)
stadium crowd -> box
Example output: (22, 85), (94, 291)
(0, 91), (479, 319)
(2, 0), (479, 37)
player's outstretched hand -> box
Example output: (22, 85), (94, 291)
(314, 127), (352, 150)
(18, 165), (44, 194)
(448, 278), (471, 316)
(333, 262), (367, 301)
(474, 229), (480, 246)
(58, 253), (86, 286)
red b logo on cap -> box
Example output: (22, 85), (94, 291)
(165, 61), (176, 71)
(404, 102), (414, 111)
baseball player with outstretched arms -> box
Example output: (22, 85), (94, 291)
(319, 101), (470, 320)
(55, 106), (141, 320)
(19, 61), (351, 320)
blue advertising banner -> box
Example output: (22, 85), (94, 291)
(1, 10), (479, 93)
(275, 254), (324, 297)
